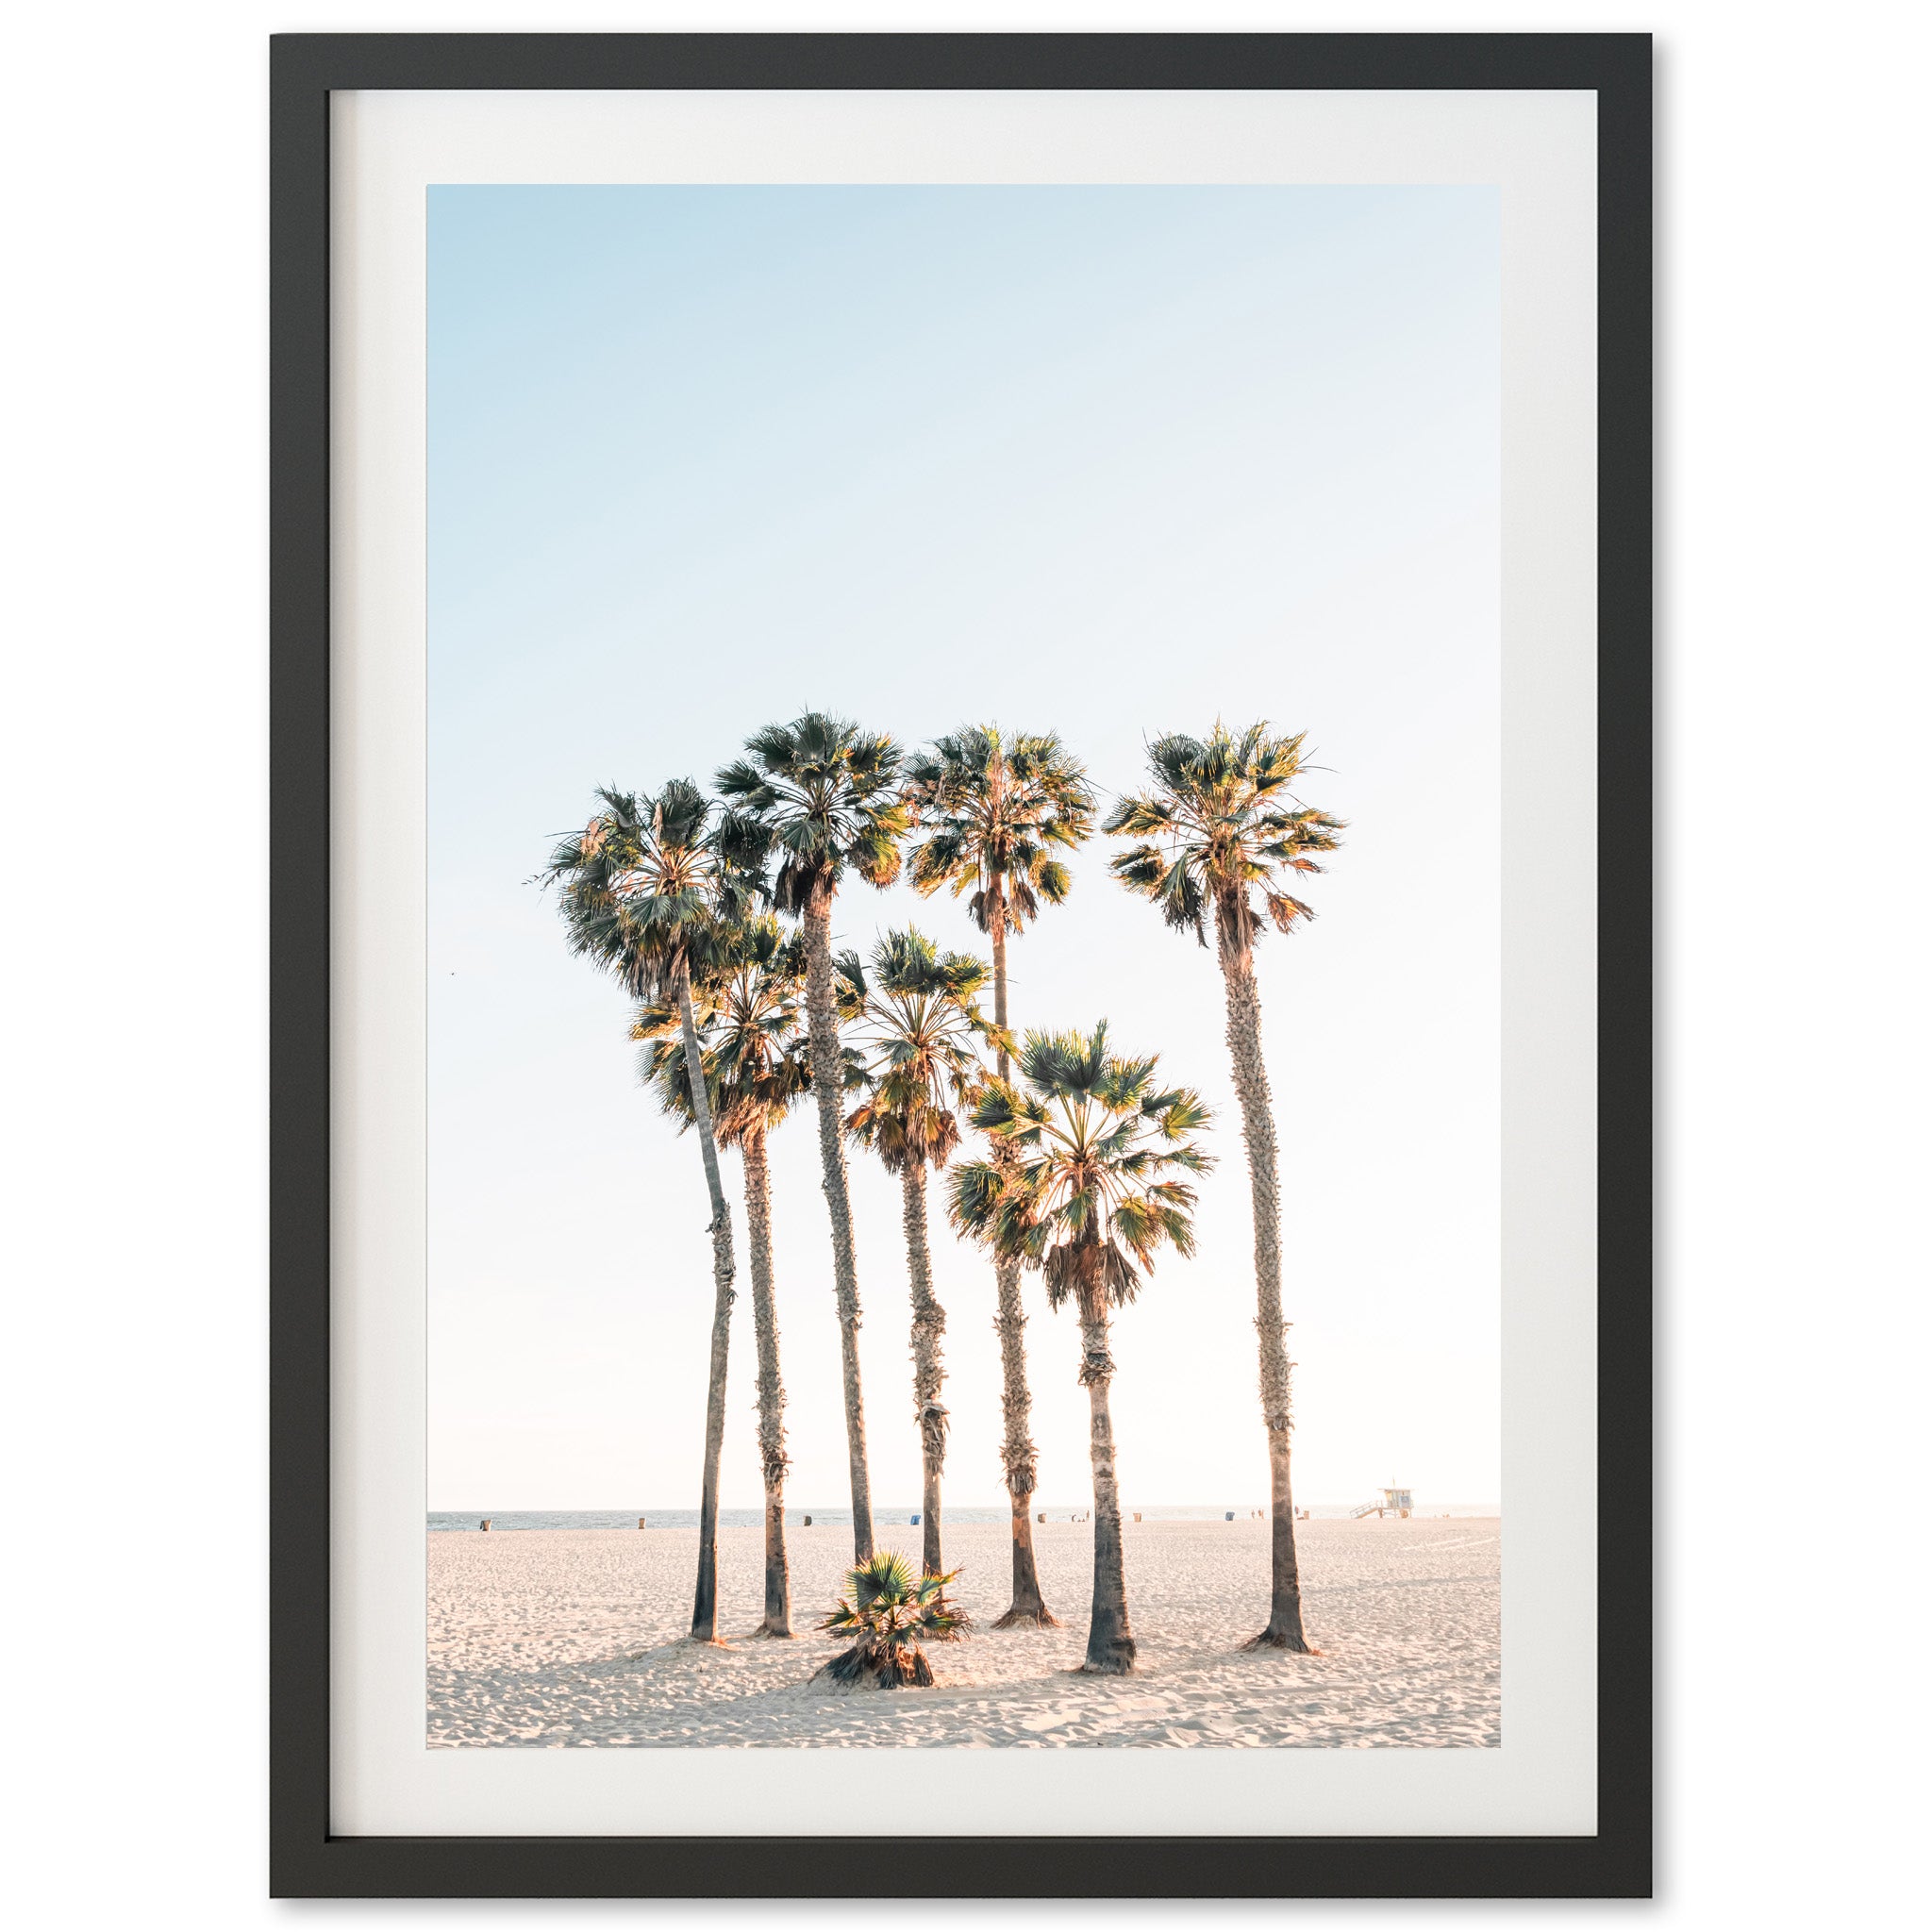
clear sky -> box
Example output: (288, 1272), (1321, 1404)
(427, 185), (1500, 1513)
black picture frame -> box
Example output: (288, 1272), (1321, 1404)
(272, 29), (1651, 1901)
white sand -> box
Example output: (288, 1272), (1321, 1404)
(428, 1516), (1498, 1749)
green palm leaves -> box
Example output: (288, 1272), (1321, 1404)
(838, 928), (1000, 1175)
(822, 1551), (966, 1636)
(903, 725), (1095, 938)
(1105, 723), (1344, 955)
(815, 1552), (971, 1689)
(632, 915), (815, 1149)
(540, 778), (749, 995)
(717, 711), (908, 914)
(952, 1023), (1213, 1310)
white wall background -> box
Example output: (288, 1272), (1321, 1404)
(2, 0), (1924, 1925)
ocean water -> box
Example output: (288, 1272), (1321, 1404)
(427, 1502), (1497, 1532)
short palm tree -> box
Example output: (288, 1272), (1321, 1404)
(717, 714), (909, 1562)
(952, 1024), (1212, 1674)
(1105, 723), (1344, 1653)
(837, 928), (1000, 1581)
(540, 780), (749, 1643)
(635, 914), (815, 1638)
(902, 724), (1094, 1626)
(812, 1551), (971, 1690)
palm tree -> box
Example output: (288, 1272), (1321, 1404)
(837, 928), (1000, 1580)
(634, 914), (816, 1638)
(717, 713), (909, 1562)
(812, 1552), (972, 1690)
(1105, 723), (1344, 1653)
(951, 1024), (1212, 1675)
(540, 780), (749, 1644)
(903, 725), (1094, 1627)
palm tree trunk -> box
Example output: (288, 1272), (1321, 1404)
(989, 910), (1056, 1624)
(741, 1124), (791, 1637)
(1217, 933), (1313, 1653)
(1075, 1292), (1135, 1674)
(677, 969), (737, 1643)
(801, 891), (874, 1561)
(899, 1161), (948, 1577)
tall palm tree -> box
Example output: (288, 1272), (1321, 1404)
(540, 780), (749, 1643)
(634, 914), (816, 1638)
(837, 928), (1000, 1580)
(1105, 723), (1344, 1653)
(951, 1024), (1211, 1675)
(717, 713), (909, 1562)
(903, 725), (1094, 1626)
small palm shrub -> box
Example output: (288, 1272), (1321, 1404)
(812, 1552), (971, 1689)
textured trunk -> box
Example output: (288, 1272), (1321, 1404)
(802, 892), (874, 1560)
(678, 971), (737, 1643)
(899, 1161), (948, 1578)
(1217, 926), (1312, 1653)
(741, 1125), (791, 1637)
(812, 1641), (935, 1690)
(988, 905), (1056, 1625)
(1076, 1291), (1135, 1674)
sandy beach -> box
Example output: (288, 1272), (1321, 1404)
(428, 1516), (1499, 1748)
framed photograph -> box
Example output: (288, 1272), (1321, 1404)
(273, 30), (1651, 1899)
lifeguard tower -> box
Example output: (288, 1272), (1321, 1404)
(1351, 1486), (1413, 1520)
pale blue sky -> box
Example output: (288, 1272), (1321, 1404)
(428, 185), (1500, 1511)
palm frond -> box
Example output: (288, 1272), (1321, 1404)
(1103, 722), (1345, 958)
(714, 712), (907, 911)
(951, 1021), (1210, 1315)
(840, 926), (994, 1176)
(900, 724), (1095, 938)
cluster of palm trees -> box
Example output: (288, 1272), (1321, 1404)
(541, 715), (1342, 1676)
